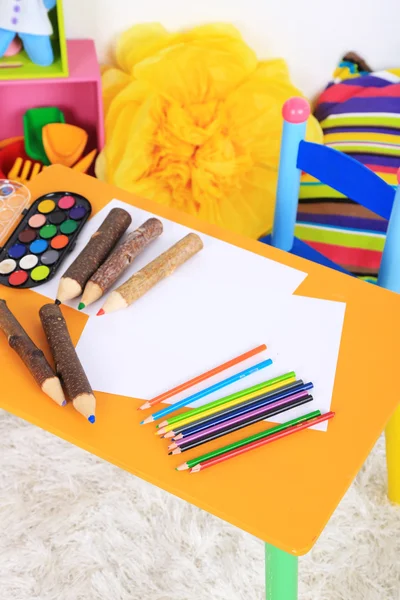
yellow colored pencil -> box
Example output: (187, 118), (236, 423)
(157, 376), (297, 436)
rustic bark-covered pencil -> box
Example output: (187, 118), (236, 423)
(56, 208), (132, 303)
(39, 303), (96, 423)
(78, 218), (163, 310)
(0, 299), (66, 406)
(97, 233), (203, 316)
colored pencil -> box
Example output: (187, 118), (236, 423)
(141, 358), (274, 424)
(189, 412), (335, 472)
(138, 344), (267, 410)
(158, 374), (298, 437)
(176, 410), (322, 470)
(169, 394), (314, 454)
(171, 381), (311, 441)
(159, 371), (296, 429)
(156, 371), (296, 433)
(169, 392), (313, 450)
(158, 375), (297, 436)
(169, 380), (306, 439)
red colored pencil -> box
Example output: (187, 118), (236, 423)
(138, 344), (267, 410)
(190, 411), (335, 473)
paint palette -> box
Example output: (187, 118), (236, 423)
(0, 180), (31, 246)
(0, 192), (91, 288)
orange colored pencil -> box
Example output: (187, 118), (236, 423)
(138, 344), (267, 410)
(189, 411), (335, 473)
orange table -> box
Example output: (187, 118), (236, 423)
(2, 166), (400, 599)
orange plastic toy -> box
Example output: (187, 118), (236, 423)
(42, 123), (88, 167)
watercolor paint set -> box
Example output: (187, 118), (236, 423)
(0, 191), (91, 288)
(0, 180), (31, 247)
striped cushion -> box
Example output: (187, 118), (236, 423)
(296, 54), (400, 281)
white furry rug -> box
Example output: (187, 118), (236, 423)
(0, 410), (399, 600)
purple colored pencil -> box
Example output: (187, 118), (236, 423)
(173, 390), (312, 447)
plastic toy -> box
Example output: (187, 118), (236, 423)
(8, 156), (43, 183)
(23, 106), (65, 164)
(0, 40), (104, 161)
(42, 123), (88, 167)
(0, 0), (57, 67)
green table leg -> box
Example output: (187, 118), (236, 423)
(265, 544), (298, 600)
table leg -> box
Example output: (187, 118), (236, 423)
(386, 405), (400, 504)
(265, 543), (298, 600)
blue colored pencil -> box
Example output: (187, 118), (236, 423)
(140, 358), (273, 424)
(170, 381), (312, 439)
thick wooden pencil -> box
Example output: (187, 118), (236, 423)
(0, 299), (65, 406)
(39, 303), (96, 422)
(139, 344), (267, 410)
(57, 208), (132, 302)
(79, 218), (163, 309)
(156, 371), (293, 434)
(97, 233), (203, 315)
(169, 394), (314, 454)
(171, 381), (309, 440)
(189, 412), (335, 472)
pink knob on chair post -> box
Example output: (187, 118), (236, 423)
(282, 97), (311, 124)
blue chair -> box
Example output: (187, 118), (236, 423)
(260, 97), (400, 599)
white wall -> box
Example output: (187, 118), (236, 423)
(64, 0), (399, 99)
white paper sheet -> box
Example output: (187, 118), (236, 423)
(42, 199), (347, 432)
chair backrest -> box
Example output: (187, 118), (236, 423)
(271, 97), (400, 293)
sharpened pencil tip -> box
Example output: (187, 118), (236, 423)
(141, 416), (154, 425)
(78, 302), (85, 310)
(62, 400), (67, 406)
(97, 309), (105, 316)
(168, 451), (172, 455)
(88, 415), (96, 424)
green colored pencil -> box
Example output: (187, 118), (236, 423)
(157, 371), (296, 429)
(176, 409), (321, 470)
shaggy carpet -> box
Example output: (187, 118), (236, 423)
(0, 410), (399, 600)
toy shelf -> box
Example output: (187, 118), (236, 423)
(0, 40), (104, 154)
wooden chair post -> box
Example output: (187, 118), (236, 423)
(378, 170), (400, 503)
(271, 98), (310, 251)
